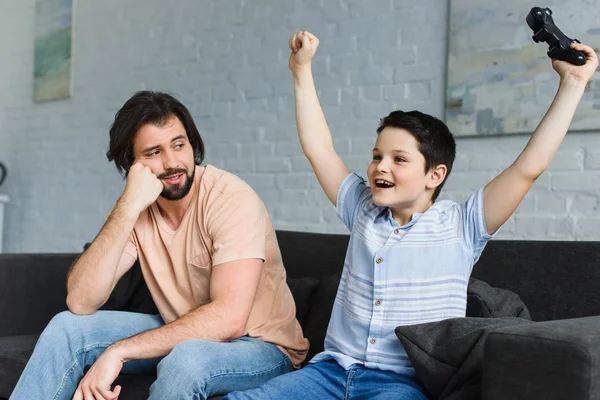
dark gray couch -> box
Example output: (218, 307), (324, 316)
(2, 231), (600, 399)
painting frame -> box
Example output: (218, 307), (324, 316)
(445, 0), (600, 137)
(33, 0), (75, 102)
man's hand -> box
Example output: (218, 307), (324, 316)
(72, 347), (123, 400)
(120, 163), (163, 216)
(552, 42), (598, 84)
(289, 31), (319, 72)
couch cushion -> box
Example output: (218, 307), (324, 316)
(394, 317), (531, 399)
(466, 278), (531, 319)
(286, 277), (319, 329)
(302, 273), (341, 365)
(0, 335), (38, 398)
(483, 316), (600, 400)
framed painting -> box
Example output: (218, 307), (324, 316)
(33, 0), (75, 102)
(445, 0), (600, 136)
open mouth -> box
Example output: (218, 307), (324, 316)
(375, 179), (395, 189)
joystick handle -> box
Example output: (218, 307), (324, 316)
(526, 7), (586, 66)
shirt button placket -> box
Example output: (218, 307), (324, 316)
(370, 256), (384, 356)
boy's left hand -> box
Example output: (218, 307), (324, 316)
(552, 42), (598, 84)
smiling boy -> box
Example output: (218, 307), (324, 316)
(225, 30), (598, 400)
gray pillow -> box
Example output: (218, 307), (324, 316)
(395, 317), (532, 399)
(467, 278), (531, 320)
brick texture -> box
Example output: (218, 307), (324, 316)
(0, 0), (599, 252)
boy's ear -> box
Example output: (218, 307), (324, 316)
(426, 164), (448, 190)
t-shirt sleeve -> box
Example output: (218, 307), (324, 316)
(207, 190), (267, 267)
(458, 187), (498, 262)
(336, 173), (372, 232)
(123, 232), (138, 260)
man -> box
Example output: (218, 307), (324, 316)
(10, 91), (308, 400)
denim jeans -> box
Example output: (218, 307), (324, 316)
(224, 359), (428, 400)
(10, 310), (293, 400)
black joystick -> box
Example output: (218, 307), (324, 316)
(526, 7), (586, 65)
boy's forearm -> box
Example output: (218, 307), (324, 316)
(513, 77), (587, 179)
(292, 66), (336, 159)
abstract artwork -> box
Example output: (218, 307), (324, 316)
(446, 0), (600, 136)
(33, 0), (75, 102)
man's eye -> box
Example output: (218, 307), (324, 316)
(148, 151), (159, 157)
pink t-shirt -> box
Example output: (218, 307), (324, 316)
(124, 165), (308, 367)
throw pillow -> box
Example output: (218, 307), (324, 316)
(286, 276), (320, 329)
(466, 278), (531, 319)
(395, 317), (532, 400)
(302, 273), (342, 365)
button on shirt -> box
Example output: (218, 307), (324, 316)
(310, 173), (496, 375)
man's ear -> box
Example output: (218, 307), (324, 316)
(426, 164), (448, 190)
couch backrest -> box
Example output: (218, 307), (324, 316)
(472, 240), (600, 321)
(276, 231), (600, 322)
(275, 230), (348, 279)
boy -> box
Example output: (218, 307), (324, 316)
(225, 31), (598, 399)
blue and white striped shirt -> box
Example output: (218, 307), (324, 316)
(310, 173), (496, 375)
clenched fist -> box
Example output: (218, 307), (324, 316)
(289, 31), (319, 72)
(552, 42), (598, 84)
(120, 163), (163, 216)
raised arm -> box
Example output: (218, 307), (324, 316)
(66, 163), (163, 314)
(289, 31), (350, 206)
(483, 42), (598, 234)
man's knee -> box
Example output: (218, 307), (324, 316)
(40, 311), (83, 340)
(157, 340), (216, 379)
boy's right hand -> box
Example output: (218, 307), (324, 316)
(289, 31), (319, 72)
(120, 163), (164, 216)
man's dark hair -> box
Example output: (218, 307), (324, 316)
(106, 91), (205, 176)
(377, 110), (456, 202)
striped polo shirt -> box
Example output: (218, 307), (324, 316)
(310, 173), (496, 375)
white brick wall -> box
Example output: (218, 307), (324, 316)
(0, 0), (599, 252)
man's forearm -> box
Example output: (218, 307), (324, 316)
(293, 66), (336, 159)
(66, 197), (139, 314)
(514, 76), (586, 179)
(109, 300), (241, 362)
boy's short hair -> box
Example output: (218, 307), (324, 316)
(377, 110), (456, 201)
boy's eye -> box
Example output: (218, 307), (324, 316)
(395, 157), (406, 163)
(372, 155), (381, 161)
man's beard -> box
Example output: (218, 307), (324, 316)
(158, 167), (195, 201)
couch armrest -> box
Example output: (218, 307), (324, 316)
(0, 253), (78, 337)
(483, 316), (600, 399)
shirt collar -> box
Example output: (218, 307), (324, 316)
(374, 207), (424, 229)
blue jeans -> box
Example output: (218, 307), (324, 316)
(10, 310), (293, 400)
(224, 359), (428, 400)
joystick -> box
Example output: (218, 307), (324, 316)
(526, 7), (586, 65)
